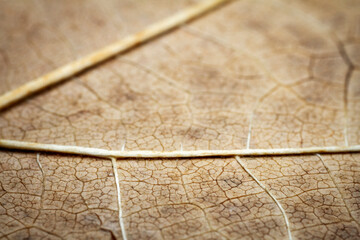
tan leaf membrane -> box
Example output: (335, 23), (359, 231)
(0, 0), (360, 239)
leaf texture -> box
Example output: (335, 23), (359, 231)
(0, 0), (360, 239)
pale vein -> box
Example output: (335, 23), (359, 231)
(111, 157), (127, 240)
(0, 0), (230, 110)
(1, 139), (359, 159)
(316, 154), (360, 227)
(235, 156), (292, 240)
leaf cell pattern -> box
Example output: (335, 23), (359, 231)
(0, 0), (360, 239)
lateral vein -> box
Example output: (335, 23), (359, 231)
(235, 156), (292, 240)
(111, 157), (127, 240)
(316, 154), (360, 227)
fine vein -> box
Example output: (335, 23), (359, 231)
(235, 156), (292, 240)
(34, 153), (45, 224)
(111, 157), (127, 240)
(36, 153), (46, 201)
(0, 139), (359, 159)
(336, 41), (354, 147)
(246, 112), (253, 150)
(316, 154), (360, 227)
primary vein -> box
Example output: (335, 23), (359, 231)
(0, 139), (359, 159)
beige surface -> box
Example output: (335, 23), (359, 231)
(0, 0), (228, 110)
(0, 0), (360, 239)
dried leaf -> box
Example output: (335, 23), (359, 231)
(0, 0), (360, 239)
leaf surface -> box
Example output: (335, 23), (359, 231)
(0, 0), (360, 239)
